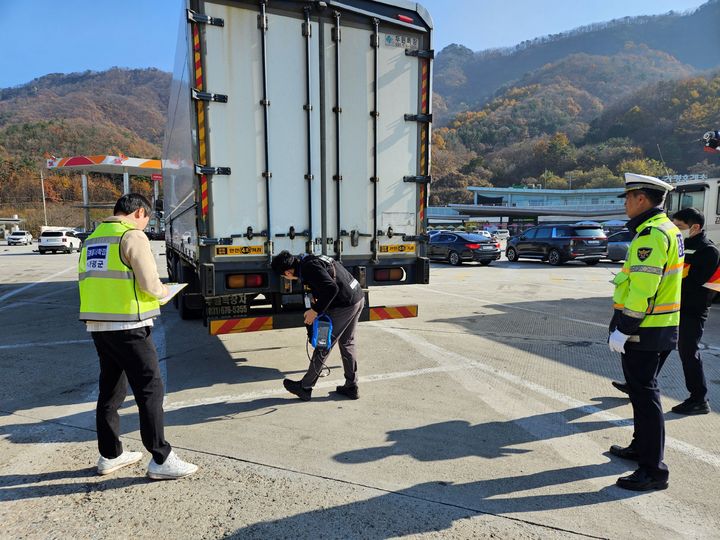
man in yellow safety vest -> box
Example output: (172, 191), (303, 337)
(607, 173), (682, 491)
(79, 193), (197, 480)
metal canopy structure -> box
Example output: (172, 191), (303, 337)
(46, 155), (162, 231)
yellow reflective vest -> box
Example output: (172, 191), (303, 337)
(78, 221), (161, 322)
(611, 209), (683, 350)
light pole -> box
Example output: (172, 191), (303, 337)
(40, 171), (48, 226)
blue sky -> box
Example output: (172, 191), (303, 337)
(1, 0), (707, 88)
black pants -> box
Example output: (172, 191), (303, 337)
(677, 312), (708, 401)
(621, 348), (671, 479)
(92, 327), (172, 464)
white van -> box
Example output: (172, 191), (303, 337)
(39, 229), (82, 254)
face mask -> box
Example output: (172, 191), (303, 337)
(680, 228), (692, 239)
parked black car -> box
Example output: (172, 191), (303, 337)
(428, 232), (501, 266)
(505, 224), (607, 266)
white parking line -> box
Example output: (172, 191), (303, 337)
(0, 339), (92, 350)
(0, 266), (76, 304)
(379, 324), (720, 470)
(423, 287), (608, 328)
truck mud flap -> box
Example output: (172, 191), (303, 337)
(208, 304), (418, 335)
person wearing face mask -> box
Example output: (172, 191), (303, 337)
(613, 207), (719, 414)
(668, 207), (719, 414)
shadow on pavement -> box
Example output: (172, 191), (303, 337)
(0, 467), (153, 502)
(228, 461), (641, 539)
(334, 397), (630, 464)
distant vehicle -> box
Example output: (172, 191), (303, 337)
(428, 232), (501, 266)
(505, 224), (607, 266)
(7, 230), (32, 245)
(472, 230), (493, 239)
(75, 231), (93, 244)
(490, 229), (510, 239)
(665, 177), (720, 244)
(607, 229), (633, 262)
(145, 229), (165, 241)
(428, 230), (442, 237)
(39, 230), (82, 254)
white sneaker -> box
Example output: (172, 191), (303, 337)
(97, 451), (143, 476)
(147, 451), (198, 480)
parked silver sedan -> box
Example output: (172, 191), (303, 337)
(607, 229), (633, 262)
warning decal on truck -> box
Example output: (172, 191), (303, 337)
(379, 244), (416, 254)
(215, 245), (265, 257)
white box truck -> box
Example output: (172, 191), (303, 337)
(163, 0), (433, 334)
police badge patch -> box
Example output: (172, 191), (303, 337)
(637, 247), (653, 261)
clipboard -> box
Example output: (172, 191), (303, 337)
(159, 283), (188, 305)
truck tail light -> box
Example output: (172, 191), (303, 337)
(227, 273), (266, 289)
(374, 268), (405, 282)
(465, 243), (481, 250)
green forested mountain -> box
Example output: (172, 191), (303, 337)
(0, 68), (169, 208)
(431, 70), (720, 205)
(434, 0), (720, 123)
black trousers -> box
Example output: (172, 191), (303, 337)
(92, 327), (172, 464)
(621, 348), (671, 479)
(677, 312), (708, 401)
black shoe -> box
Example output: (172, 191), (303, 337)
(671, 398), (710, 415)
(609, 444), (640, 461)
(616, 469), (668, 491)
(283, 379), (312, 401)
(611, 381), (630, 395)
(334, 385), (359, 400)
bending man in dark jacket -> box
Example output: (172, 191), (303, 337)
(271, 251), (365, 401)
(669, 207), (719, 414)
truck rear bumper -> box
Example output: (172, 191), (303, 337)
(208, 304), (418, 335)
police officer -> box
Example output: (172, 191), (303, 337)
(271, 250), (365, 401)
(669, 207), (718, 414)
(607, 173), (683, 491)
(80, 194), (197, 479)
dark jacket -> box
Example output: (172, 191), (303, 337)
(681, 231), (719, 317)
(299, 255), (363, 313)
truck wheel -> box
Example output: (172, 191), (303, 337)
(548, 249), (563, 266)
(448, 251), (462, 266)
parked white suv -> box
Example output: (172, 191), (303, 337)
(39, 230), (82, 254)
(7, 230), (33, 245)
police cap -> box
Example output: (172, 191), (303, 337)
(618, 173), (674, 198)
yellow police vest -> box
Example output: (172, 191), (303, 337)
(78, 221), (161, 322)
(612, 212), (683, 345)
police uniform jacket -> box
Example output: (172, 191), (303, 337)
(299, 255), (363, 313)
(610, 207), (684, 351)
(681, 231), (719, 316)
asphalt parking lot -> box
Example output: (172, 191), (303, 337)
(1, 240), (719, 539)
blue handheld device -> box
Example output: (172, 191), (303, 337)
(311, 314), (333, 350)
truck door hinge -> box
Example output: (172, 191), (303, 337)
(403, 175), (431, 184)
(195, 165), (231, 176)
(192, 88), (228, 103)
(257, 14), (268, 30)
(187, 9), (224, 27)
(404, 113), (432, 123)
(405, 49), (434, 59)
